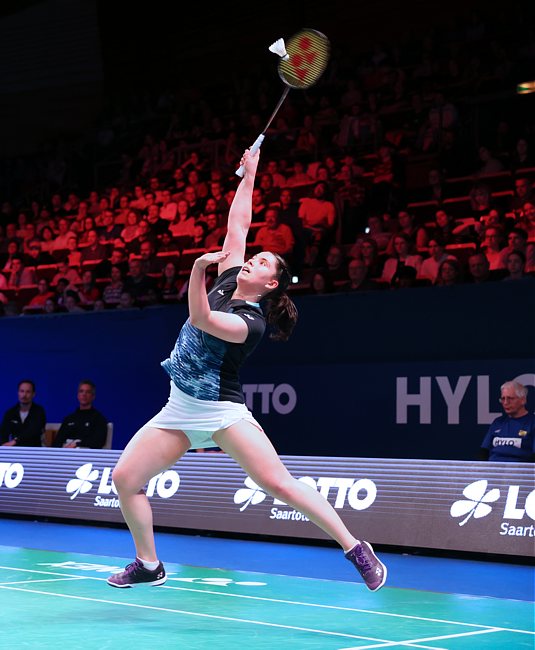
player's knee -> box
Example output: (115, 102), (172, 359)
(260, 475), (295, 502)
(111, 466), (126, 491)
(112, 465), (140, 494)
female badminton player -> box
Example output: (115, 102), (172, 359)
(107, 148), (387, 592)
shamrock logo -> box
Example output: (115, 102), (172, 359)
(450, 479), (500, 526)
(233, 477), (267, 512)
(66, 463), (99, 500)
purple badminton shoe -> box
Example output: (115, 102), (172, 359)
(107, 558), (167, 588)
(345, 541), (387, 591)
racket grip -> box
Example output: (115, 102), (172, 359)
(235, 134), (265, 177)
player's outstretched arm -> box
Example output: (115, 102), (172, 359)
(219, 149), (260, 274)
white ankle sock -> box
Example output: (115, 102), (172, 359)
(138, 557), (159, 570)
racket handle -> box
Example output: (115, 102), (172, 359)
(235, 134), (265, 177)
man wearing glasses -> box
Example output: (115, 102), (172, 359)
(479, 381), (535, 461)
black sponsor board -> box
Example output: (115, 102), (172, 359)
(0, 449), (533, 556)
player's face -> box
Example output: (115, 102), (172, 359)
(237, 253), (279, 295)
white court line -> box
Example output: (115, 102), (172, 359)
(0, 584), (397, 644)
(0, 565), (103, 580)
(340, 627), (503, 649)
(400, 628), (503, 645)
(0, 577), (85, 586)
(1, 564), (534, 639)
(340, 640), (447, 650)
(161, 584), (535, 636)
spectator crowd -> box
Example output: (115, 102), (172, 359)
(0, 5), (534, 316)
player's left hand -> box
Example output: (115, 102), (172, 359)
(194, 250), (230, 270)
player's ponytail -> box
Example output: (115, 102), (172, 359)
(263, 253), (298, 342)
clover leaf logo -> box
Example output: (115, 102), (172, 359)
(234, 477), (267, 511)
(66, 463), (99, 500)
(450, 479), (500, 526)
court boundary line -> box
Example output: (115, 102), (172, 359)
(344, 627), (504, 649)
(0, 577), (85, 586)
(0, 583), (516, 650)
(162, 581), (535, 634)
(0, 563), (534, 639)
(0, 583), (408, 645)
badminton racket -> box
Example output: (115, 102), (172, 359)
(236, 28), (330, 177)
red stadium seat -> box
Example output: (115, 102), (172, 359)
(36, 264), (58, 282)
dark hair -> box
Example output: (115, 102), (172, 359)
(430, 234), (447, 248)
(160, 261), (179, 285)
(194, 220), (208, 235)
(509, 227), (528, 241)
(358, 235), (379, 256)
(314, 180), (332, 200)
(262, 253), (298, 342)
(79, 379), (96, 393)
(265, 206), (281, 220)
(310, 267), (335, 293)
(392, 232), (416, 255)
(110, 264), (126, 280)
(82, 268), (96, 282)
(391, 264), (417, 289)
(18, 379), (35, 391)
(507, 249), (526, 264)
(65, 289), (80, 302)
(468, 251), (489, 265)
(260, 172), (274, 186)
(436, 257), (463, 285)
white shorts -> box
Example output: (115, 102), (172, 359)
(144, 381), (263, 449)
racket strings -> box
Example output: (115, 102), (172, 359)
(279, 29), (330, 89)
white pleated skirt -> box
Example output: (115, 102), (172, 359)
(144, 381), (262, 449)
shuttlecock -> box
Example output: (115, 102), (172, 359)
(269, 38), (289, 61)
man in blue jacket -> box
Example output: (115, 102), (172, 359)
(480, 381), (535, 462)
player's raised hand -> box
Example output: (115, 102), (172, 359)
(193, 250), (230, 270)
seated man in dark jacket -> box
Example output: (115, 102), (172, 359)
(53, 380), (108, 449)
(0, 379), (46, 446)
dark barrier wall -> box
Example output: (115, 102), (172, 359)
(1, 280), (534, 459)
